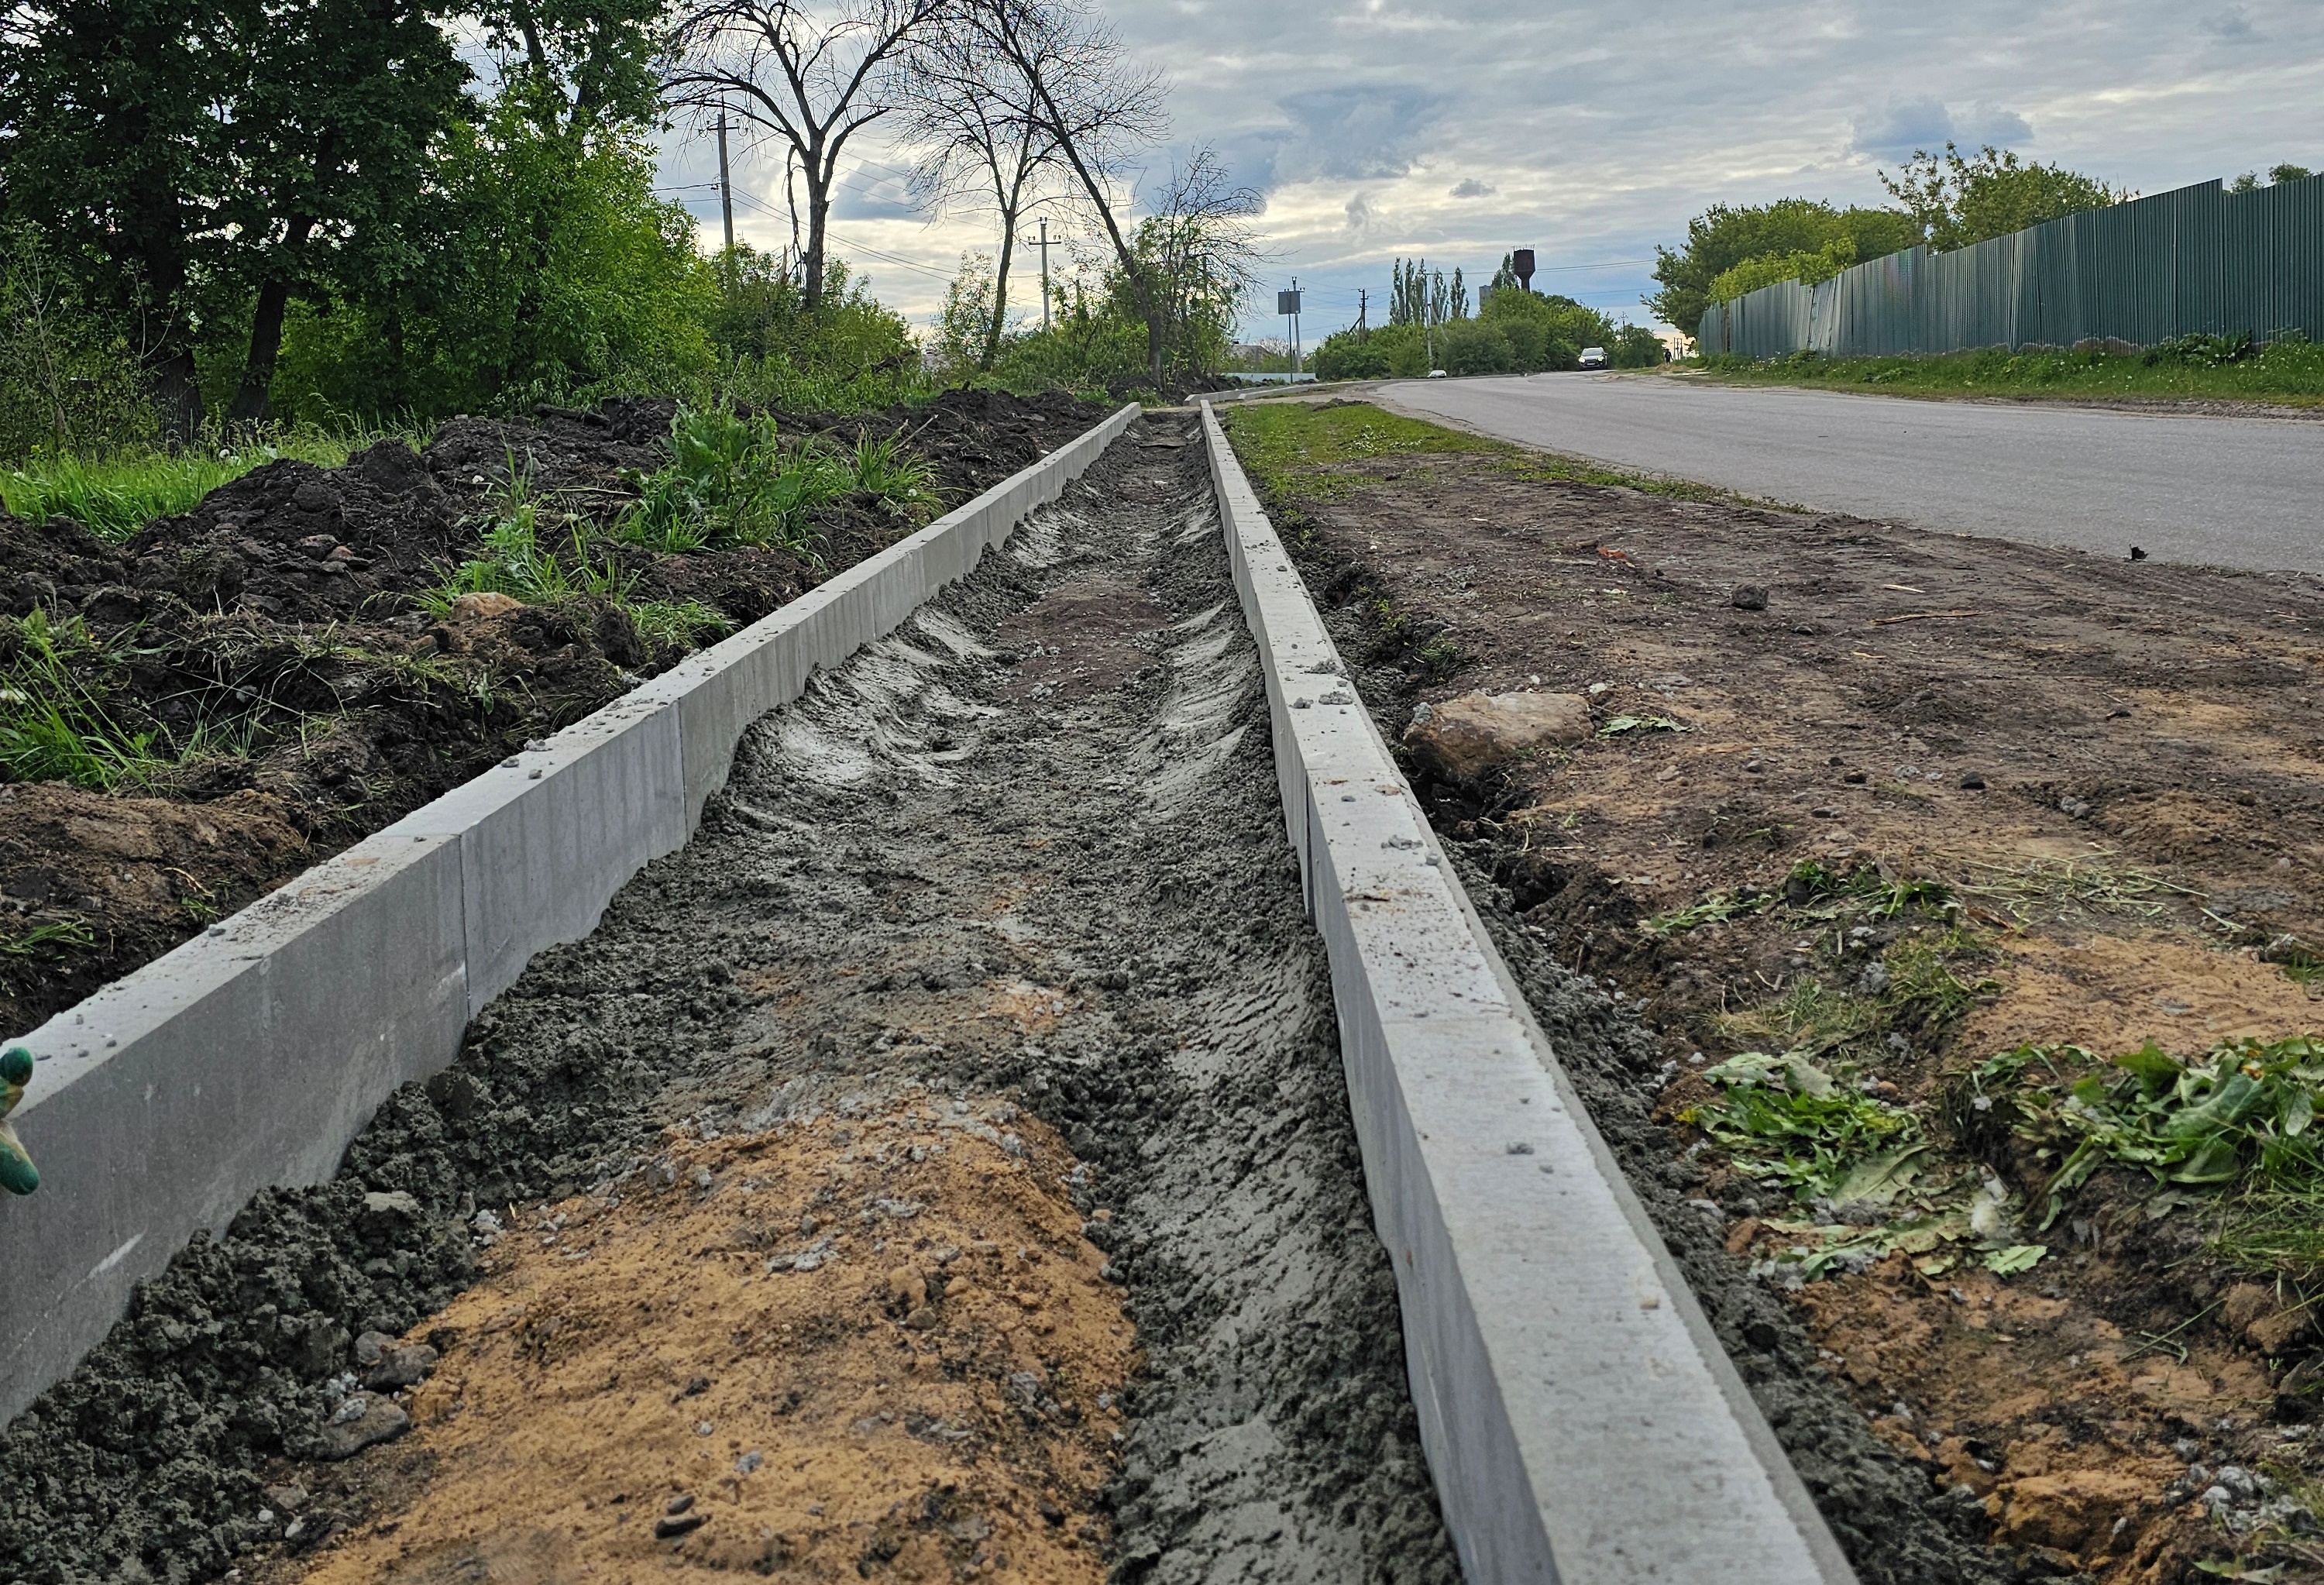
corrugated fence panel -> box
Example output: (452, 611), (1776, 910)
(1699, 172), (2324, 357)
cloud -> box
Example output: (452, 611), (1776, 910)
(1448, 177), (1497, 198)
(2201, 5), (2260, 40)
(655, 0), (2324, 335)
(1274, 85), (1449, 184)
(1849, 96), (2030, 160)
(827, 163), (923, 222)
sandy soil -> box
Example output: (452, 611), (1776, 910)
(265, 1108), (1130, 1584)
(1243, 399), (2324, 1584)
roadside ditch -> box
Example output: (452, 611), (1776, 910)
(0, 411), (1459, 1585)
(1229, 395), (2324, 1585)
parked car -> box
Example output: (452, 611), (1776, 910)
(1426, 369), (1448, 378)
(1578, 346), (1607, 369)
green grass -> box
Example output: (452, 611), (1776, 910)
(1221, 398), (1755, 507)
(0, 609), (169, 789)
(1697, 335), (2324, 406)
(425, 456), (733, 650)
(2, 428), (382, 541)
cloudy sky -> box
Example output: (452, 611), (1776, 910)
(654, 0), (2324, 340)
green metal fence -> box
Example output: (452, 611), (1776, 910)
(1697, 173), (2324, 359)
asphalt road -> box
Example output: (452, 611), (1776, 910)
(1377, 373), (2324, 576)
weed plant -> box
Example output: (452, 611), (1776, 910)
(1686, 1049), (1920, 1200)
(1964, 1037), (2324, 1226)
(616, 406), (941, 558)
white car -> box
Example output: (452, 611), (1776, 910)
(1578, 346), (1607, 369)
(1426, 369), (1448, 378)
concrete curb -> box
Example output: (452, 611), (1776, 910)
(0, 403), (1140, 1419)
(1198, 401), (1857, 1584)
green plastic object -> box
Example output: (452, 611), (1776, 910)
(0, 1045), (38, 1195)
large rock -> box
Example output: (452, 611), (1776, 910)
(1403, 691), (1591, 781)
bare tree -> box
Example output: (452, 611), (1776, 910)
(665, 0), (950, 311)
(1136, 148), (1262, 382)
(958, 0), (1174, 384)
(897, 10), (1062, 368)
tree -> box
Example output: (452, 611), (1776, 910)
(899, 8), (1064, 368)
(665, 0), (948, 312)
(272, 81), (718, 420)
(482, 0), (669, 136)
(0, 0), (472, 431)
(218, 0), (469, 421)
(1879, 143), (2123, 253)
(1115, 148), (1260, 383)
(959, 0), (1182, 387)
(2231, 163), (2314, 193)
(1389, 258), (1433, 325)
(1706, 236), (1858, 305)
(0, 0), (236, 437)
(1647, 198), (1913, 338)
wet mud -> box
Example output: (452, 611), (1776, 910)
(0, 414), (1457, 1585)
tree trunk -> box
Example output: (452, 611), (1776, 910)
(230, 216), (318, 425)
(983, 216), (1016, 370)
(803, 158), (831, 311)
(1146, 312), (1166, 390)
(152, 346), (205, 448)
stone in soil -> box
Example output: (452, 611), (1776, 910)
(1403, 688), (1590, 780)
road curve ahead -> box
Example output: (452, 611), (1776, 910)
(1380, 373), (2324, 576)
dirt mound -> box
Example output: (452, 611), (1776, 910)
(0, 782), (308, 1033)
(122, 441), (463, 624)
(0, 511), (129, 618)
(2, 390), (1113, 1039)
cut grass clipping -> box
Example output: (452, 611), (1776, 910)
(1685, 1048), (2042, 1284)
(1959, 1036), (2324, 1274)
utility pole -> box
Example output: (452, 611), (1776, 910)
(1291, 277), (1301, 376)
(1356, 287), (1368, 333)
(1040, 218), (1050, 332)
(715, 112), (736, 281)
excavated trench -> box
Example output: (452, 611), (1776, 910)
(0, 416), (1461, 1583)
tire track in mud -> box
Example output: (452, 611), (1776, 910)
(0, 414), (1459, 1585)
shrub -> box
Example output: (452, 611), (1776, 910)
(1439, 318), (1514, 376)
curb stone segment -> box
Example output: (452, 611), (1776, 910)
(1198, 401), (1856, 1585)
(0, 404), (1138, 1420)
